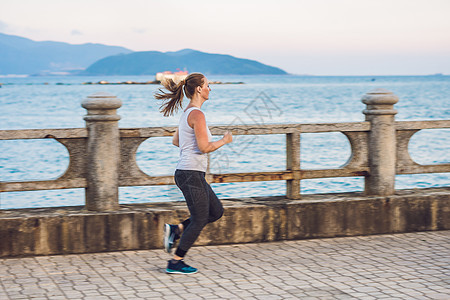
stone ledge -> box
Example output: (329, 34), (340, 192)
(0, 187), (449, 257)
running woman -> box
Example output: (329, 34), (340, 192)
(155, 73), (232, 274)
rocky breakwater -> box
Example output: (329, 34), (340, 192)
(82, 80), (244, 85)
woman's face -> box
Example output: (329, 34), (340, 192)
(199, 77), (211, 100)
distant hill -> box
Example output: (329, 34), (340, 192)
(0, 32), (133, 75)
(82, 49), (288, 75)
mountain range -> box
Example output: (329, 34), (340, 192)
(82, 49), (287, 75)
(0, 33), (287, 75)
(0, 32), (132, 75)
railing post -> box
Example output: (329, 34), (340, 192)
(362, 88), (398, 196)
(81, 92), (122, 211)
(286, 131), (301, 199)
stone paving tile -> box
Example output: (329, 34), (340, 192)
(0, 231), (449, 299)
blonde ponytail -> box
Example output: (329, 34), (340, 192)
(155, 73), (205, 117)
(155, 79), (185, 117)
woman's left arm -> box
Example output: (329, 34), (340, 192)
(190, 110), (232, 153)
(172, 128), (179, 147)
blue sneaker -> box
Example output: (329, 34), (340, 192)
(166, 259), (198, 274)
(163, 224), (179, 254)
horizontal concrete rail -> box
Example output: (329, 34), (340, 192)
(0, 128), (88, 140)
(1, 120), (447, 140)
(395, 120), (450, 130)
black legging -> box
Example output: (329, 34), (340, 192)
(174, 169), (224, 257)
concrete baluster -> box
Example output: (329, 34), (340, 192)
(286, 131), (301, 199)
(81, 92), (122, 211)
(362, 89), (399, 196)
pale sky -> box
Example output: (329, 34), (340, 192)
(1, 0), (450, 75)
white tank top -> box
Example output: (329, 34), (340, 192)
(176, 107), (212, 172)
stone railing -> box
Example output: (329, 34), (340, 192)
(1, 89), (449, 211)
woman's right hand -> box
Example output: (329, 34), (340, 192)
(223, 131), (233, 144)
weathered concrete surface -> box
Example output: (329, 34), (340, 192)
(1, 231), (448, 299)
(0, 187), (448, 258)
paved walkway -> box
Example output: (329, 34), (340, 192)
(0, 231), (449, 300)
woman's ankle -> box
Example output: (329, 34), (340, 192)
(172, 255), (183, 261)
(177, 224), (183, 234)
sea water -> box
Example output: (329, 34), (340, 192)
(1, 75), (449, 209)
